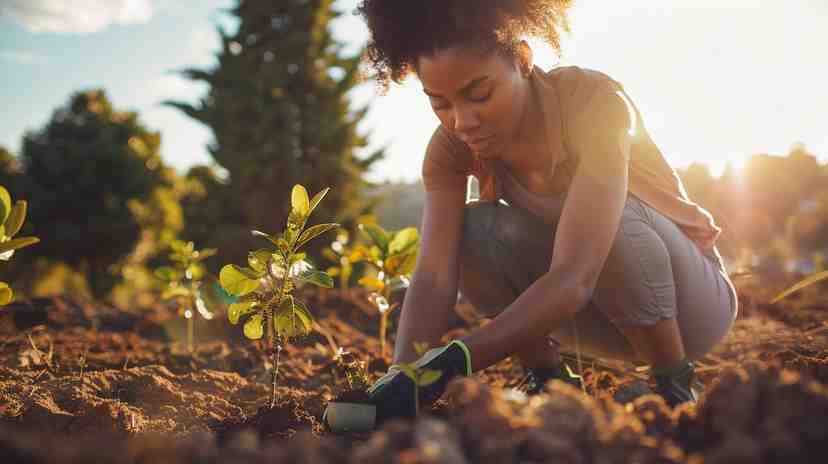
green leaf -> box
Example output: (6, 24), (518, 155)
(219, 264), (261, 296)
(274, 297), (313, 339)
(186, 264), (204, 280)
(0, 186), (10, 225)
(772, 270), (828, 303)
(0, 237), (39, 256)
(287, 209), (304, 234)
(308, 187), (330, 216)
(194, 248), (217, 261)
(277, 238), (291, 255)
(418, 369), (442, 387)
(359, 223), (390, 254)
(248, 249), (272, 274)
(391, 364), (417, 383)
(289, 252), (307, 267)
(154, 266), (178, 281)
(297, 223), (338, 249)
(0, 282), (12, 306)
(228, 300), (257, 324)
(252, 230), (280, 247)
(161, 286), (190, 300)
(291, 184), (310, 216)
(358, 276), (384, 292)
(398, 249), (418, 276)
(4, 201), (26, 238)
(388, 227), (419, 256)
(243, 314), (264, 340)
(296, 269), (334, 288)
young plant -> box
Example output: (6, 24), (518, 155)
(220, 184), (337, 408)
(0, 185), (39, 306)
(154, 240), (217, 352)
(390, 342), (442, 414)
(353, 223), (419, 358)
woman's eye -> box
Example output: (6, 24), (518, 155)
(469, 89), (493, 103)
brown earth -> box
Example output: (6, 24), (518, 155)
(1, 279), (827, 463)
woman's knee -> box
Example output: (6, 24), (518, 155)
(591, 201), (677, 328)
(458, 202), (552, 314)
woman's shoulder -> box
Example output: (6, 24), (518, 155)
(542, 65), (623, 102)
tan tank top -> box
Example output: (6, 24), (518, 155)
(422, 65), (721, 250)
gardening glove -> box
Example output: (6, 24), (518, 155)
(368, 340), (472, 424)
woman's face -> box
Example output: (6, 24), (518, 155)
(417, 45), (531, 160)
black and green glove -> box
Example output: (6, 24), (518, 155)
(368, 340), (472, 424)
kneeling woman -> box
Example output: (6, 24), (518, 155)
(356, 0), (738, 421)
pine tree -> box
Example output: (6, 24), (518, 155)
(167, 0), (382, 264)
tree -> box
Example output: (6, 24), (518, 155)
(166, 0), (383, 265)
(18, 89), (181, 297)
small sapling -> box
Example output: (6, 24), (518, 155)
(155, 239), (217, 352)
(352, 223), (419, 359)
(219, 184), (337, 408)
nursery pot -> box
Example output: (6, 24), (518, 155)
(323, 402), (376, 433)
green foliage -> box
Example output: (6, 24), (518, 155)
(389, 342), (442, 413)
(155, 239), (217, 351)
(0, 185), (39, 305)
(219, 184), (337, 407)
(349, 221), (420, 357)
(14, 89), (181, 298)
(166, 0), (384, 266)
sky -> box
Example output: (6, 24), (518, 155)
(1, 0), (827, 184)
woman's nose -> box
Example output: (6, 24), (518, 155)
(453, 106), (480, 134)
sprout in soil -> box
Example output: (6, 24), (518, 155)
(352, 223), (419, 359)
(0, 184), (40, 306)
(219, 184), (338, 408)
(390, 342), (442, 414)
(154, 239), (217, 353)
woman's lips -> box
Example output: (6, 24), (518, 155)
(466, 134), (495, 152)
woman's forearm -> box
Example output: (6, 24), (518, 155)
(460, 270), (590, 371)
(392, 273), (457, 364)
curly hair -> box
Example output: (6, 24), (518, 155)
(356, 0), (574, 89)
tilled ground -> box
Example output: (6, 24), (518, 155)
(1, 281), (827, 463)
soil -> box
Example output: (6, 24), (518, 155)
(1, 280), (827, 463)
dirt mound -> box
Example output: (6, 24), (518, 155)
(1, 287), (828, 463)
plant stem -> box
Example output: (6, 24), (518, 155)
(266, 249), (293, 408)
(187, 316), (194, 353)
(270, 342), (282, 409)
(379, 312), (388, 358)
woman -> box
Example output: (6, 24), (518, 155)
(355, 0), (738, 421)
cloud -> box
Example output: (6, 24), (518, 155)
(0, 0), (154, 34)
(0, 50), (45, 64)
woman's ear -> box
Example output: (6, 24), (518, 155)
(516, 40), (534, 77)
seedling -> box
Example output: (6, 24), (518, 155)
(352, 223), (419, 358)
(219, 184), (337, 408)
(155, 240), (217, 352)
(0, 185), (40, 306)
(389, 342), (442, 414)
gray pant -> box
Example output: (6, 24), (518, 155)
(458, 194), (738, 363)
